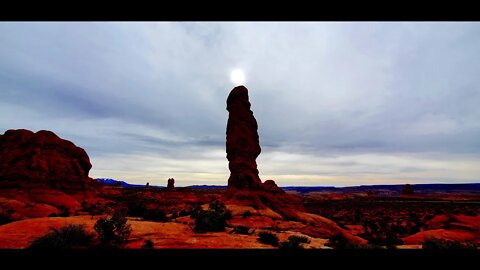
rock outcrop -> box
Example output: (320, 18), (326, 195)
(226, 86), (263, 191)
(401, 184), (414, 195)
(0, 129), (93, 190)
(167, 178), (175, 190)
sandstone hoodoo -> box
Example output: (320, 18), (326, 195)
(167, 178), (175, 190)
(0, 129), (93, 190)
(401, 184), (415, 195)
(226, 86), (263, 191)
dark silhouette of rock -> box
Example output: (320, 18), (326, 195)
(167, 178), (175, 190)
(262, 180), (284, 194)
(0, 129), (92, 190)
(226, 86), (263, 191)
(401, 184), (415, 195)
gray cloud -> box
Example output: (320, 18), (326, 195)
(1, 22), (480, 186)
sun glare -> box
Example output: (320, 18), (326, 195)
(230, 69), (246, 85)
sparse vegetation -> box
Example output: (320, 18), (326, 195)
(179, 209), (189, 217)
(422, 237), (480, 249)
(142, 239), (154, 249)
(191, 201), (232, 233)
(257, 231), (279, 247)
(327, 234), (363, 249)
(242, 210), (252, 219)
(305, 197), (480, 247)
(279, 235), (310, 249)
(232, 226), (252, 235)
(0, 208), (14, 225)
(126, 200), (168, 222)
(143, 208), (168, 222)
(28, 224), (95, 249)
(94, 209), (132, 248)
(127, 201), (148, 218)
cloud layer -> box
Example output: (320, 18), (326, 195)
(1, 22), (479, 186)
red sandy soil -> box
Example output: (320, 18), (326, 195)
(0, 215), (331, 249)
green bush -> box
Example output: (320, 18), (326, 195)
(94, 209), (132, 248)
(191, 201), (232, 233)
(257, 231), (279, 247)
(28, 224), (95, 249)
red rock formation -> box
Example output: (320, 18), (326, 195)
(167, 178), (175, 190)
(226, 86), (263, 191)
(262, 180), (284, 194)
(401, 184), (414, 195)
(0, 129), (93, 190)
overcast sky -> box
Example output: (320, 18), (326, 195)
(1, 22), (480, 187)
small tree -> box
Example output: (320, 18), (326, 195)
(94, 209), (132, 248)
(191, 201), (232, 233)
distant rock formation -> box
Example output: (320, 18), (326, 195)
(226, 86), (263, 191)
(401, 184), (415, 195)
(167, 178), (175, 190)
(262, 180), (284, 194)
(0, 129), (93, 190)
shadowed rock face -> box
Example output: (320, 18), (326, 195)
(226, 86), (263, 191)
(0, 129), (92, 190)
(167, 178), (175, 190)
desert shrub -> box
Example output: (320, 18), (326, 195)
(257, 231), (279, 247)
(326, 234), (368, 249)
(242, 210), (252, 219)
(126, 201), (148, 217)
(143, 208), (168, 222)
(191, 201), (232, 233)
(127, 200), (168, 222)
(279, 235), (310, 249)
(28, 224), (95, 249)
(57, 206), (70, 217)
(142, 239), (154, 249)
(179, 209), (189, 217)
(94, 209), (132, 248)
(0, 209), (15, 225)
(208, 201), (232, 219)
(288, 235), (310, 244)
(422, 238), (479, 249)
(232, 226), (251, 235)
(171, 212), (178, 219)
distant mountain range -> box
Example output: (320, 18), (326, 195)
(96, 178), (164, 188)
(95, 178), (480, 194)
(282, 183), (480, 194)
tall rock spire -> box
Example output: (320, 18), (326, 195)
(226, 86), (263, 190)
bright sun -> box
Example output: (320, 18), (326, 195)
(230, 69), (246, 85)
